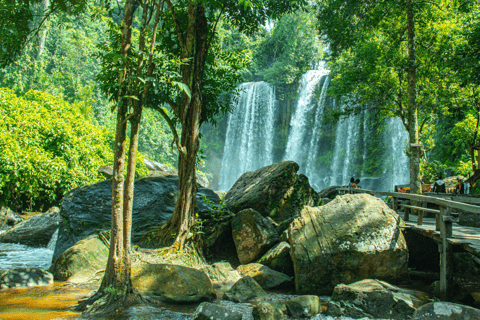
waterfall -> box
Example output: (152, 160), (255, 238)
(304, 76), (330, 190)
(47, 228), (59, 251)
(216, 68), (410, 193)
(218, 82), (277, 191)
(284, 70), (329, 165)
(388, 117), (410, 190)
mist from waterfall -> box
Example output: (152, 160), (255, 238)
(218, 82), (277, 191)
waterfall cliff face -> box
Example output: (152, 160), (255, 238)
(217, 70), (410, 192)
(218, 82), (277, 191)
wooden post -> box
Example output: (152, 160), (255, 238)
(404, 205), (410, 221)
(393, 197), (398, 213)
(435, 211), (441, 231)
(417, 201), (426, 225)
(439, 206), (453, 300)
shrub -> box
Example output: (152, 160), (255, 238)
(0, 88), (146, 211)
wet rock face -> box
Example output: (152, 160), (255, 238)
(224, 161), (321, 223)
(0, 267), (54, 289)
(327, 279), (432, 320)
(0, 211), (61, 247)
(53, 175), (221, 261)
(288, 193), (409, 295)
(132, 262), (215, 303)
(411, 302), (480, 319)
(231, 209), (279, 264)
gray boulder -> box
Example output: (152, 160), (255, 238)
(190, 302), (243, 320)
(0, 267), (53, 289)
(286, 295), (320, 318)
(257, 241), (294, 276)
(132, 262), (215, 303)
(232, 209), (279, 264)
(224, 161), (321, 223)
(53, 175), (221, 261)
(0, 207), (23, 231)
(0, 211), (61, 247)
(288, 193), (409, 295)
(237, 263), (292, 289)
(144, 158), (209, 188)
(411, 302), (480, 319)
(327, 279), (432, 320)
(224, 276), (268, 303)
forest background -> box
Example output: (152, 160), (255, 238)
(0, 0), (479, 213)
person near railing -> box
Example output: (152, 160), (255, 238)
(432, 175), (446, 193)
(455, 178), (465, 195)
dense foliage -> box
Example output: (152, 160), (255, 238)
(0, 88), (146, 211)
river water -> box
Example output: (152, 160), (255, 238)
(0, 240), (363, 320)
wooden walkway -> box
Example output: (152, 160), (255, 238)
(403, 213), (480, 259)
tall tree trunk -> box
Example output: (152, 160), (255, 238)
(77, 0), (144, 315)
(406, 0), (422, 194)
(37, 0), (49, 59)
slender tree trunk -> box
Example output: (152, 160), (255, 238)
(406, 0), (422, 194)
(77, 0), (143, 315)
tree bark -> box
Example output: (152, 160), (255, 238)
(406, 0), (422, 194)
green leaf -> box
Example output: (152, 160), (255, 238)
(172, 81), (191, 98)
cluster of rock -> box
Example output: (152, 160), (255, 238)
(2, 160), (480, 319)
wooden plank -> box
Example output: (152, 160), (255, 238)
(399, 204), (440, 214)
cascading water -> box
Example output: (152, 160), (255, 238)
(388, 117), (410, 189)
(218, 81), (277, 191)
(284, 70), (329, 167)
(217, 68), (410, 193)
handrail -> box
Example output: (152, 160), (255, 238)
(335, 185), (479, 300)
(338, 187), (480, 215)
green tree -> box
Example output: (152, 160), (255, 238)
(316, 0), (458, 194)
(152, 0), (307, 251)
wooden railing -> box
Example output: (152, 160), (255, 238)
(337, 187), (480, 300)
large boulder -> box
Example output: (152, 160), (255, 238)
(237, 263), (292, 289)
(224, 161), (321, 222)
(327, 279), (432, 320)
(131, 262), (215, 303)
(224, 276), (268, 303)
(411, 302), (480, 319)
(231, 209), (279, 264)
(288, 193), (409, 295)
(0, 207), (23, 231)
(50, 233), (109, 283)
(0, 267), (53, 289)
(257, 241), (294, 276)
(53, 175), (221, 261)
(0, 211), (61, 247)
